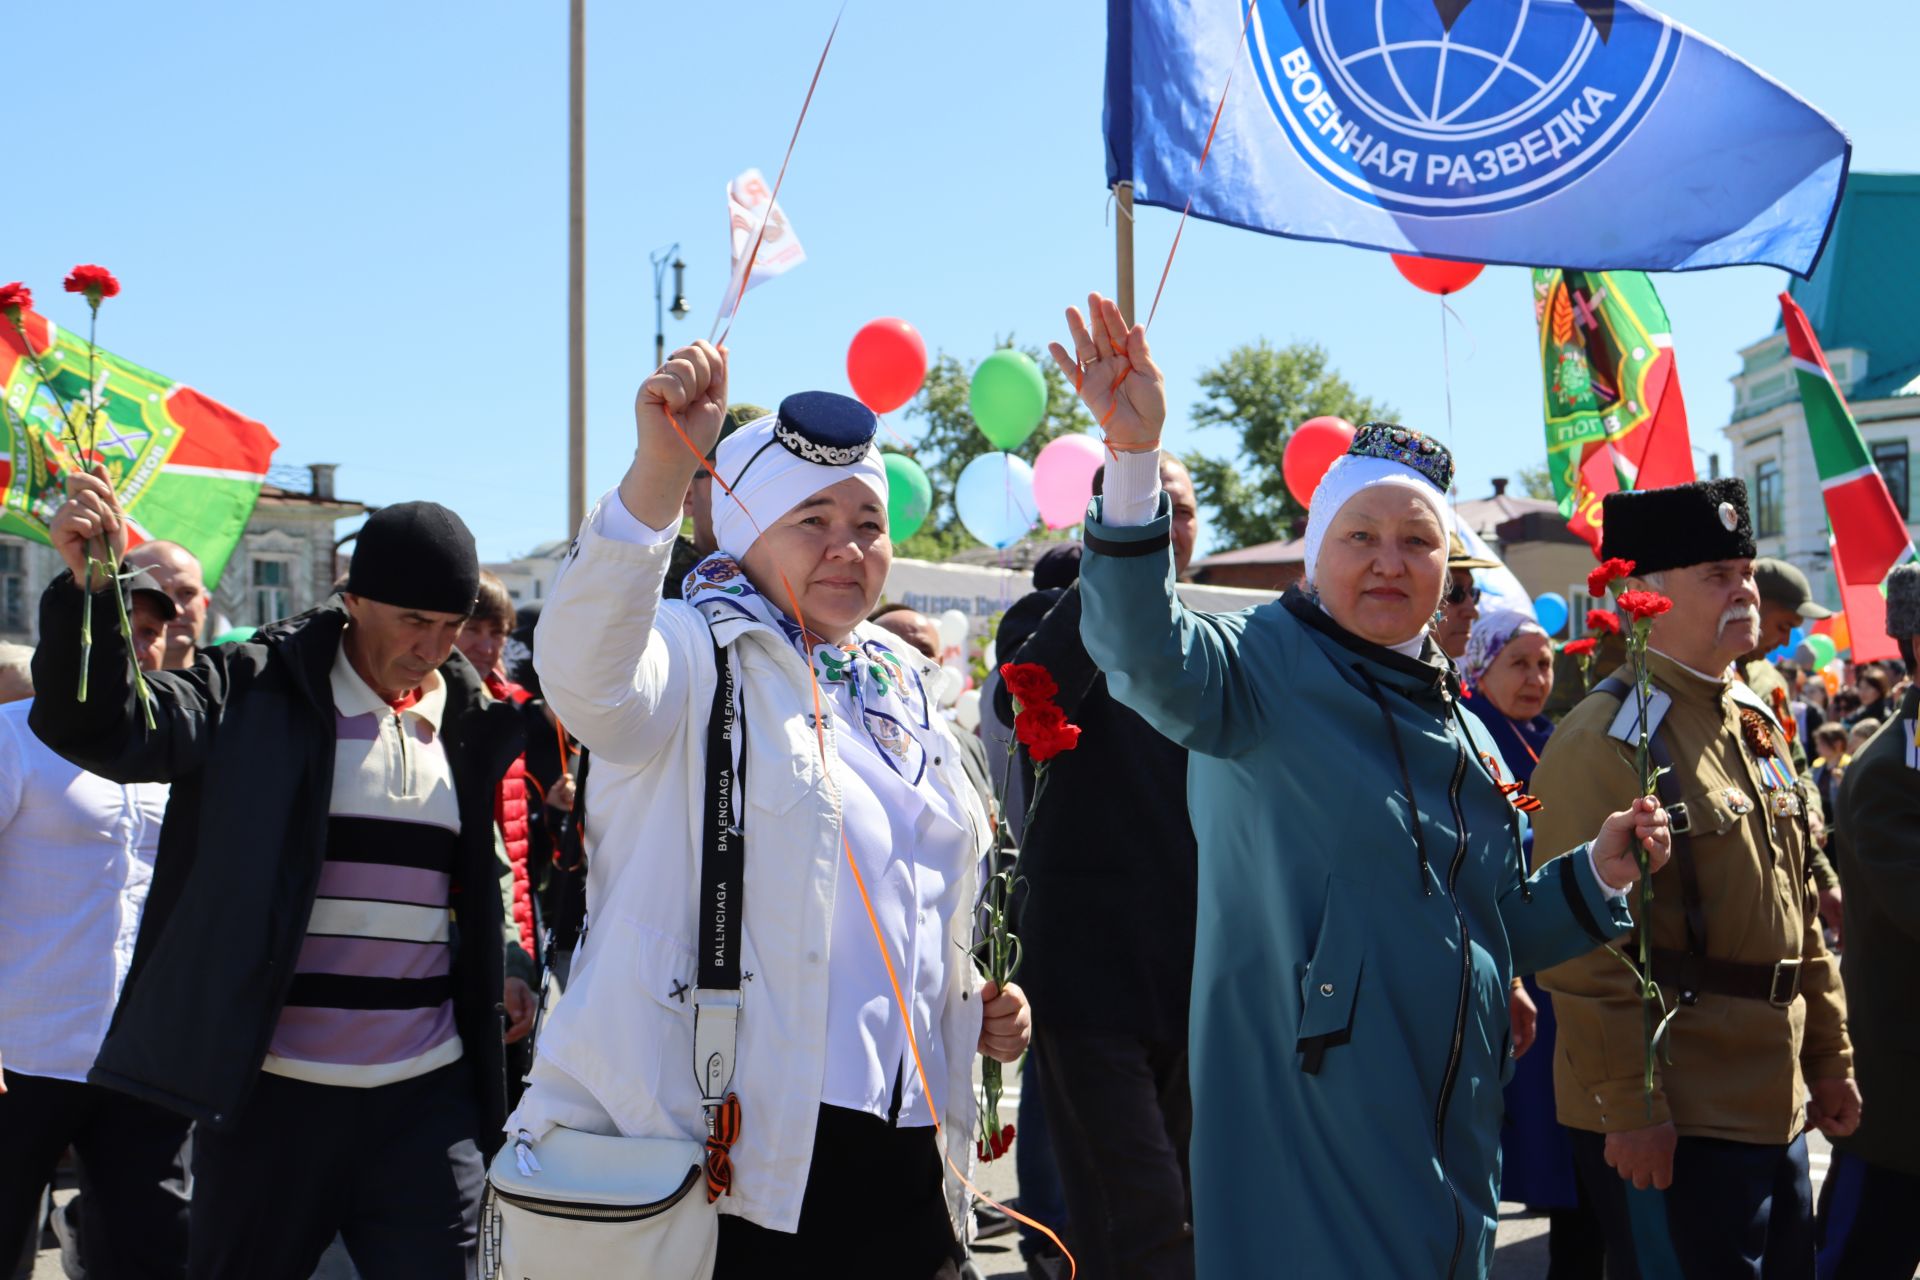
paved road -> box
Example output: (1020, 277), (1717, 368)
(12, 1112), (1878, 1279)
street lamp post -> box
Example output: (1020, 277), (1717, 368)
(652, 246), (689, 369)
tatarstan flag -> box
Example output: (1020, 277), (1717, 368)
(0, 310), (277, 587)
(1780, 292), (1916, 586)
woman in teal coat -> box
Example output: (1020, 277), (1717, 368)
(1047, 294), (1672, 1279)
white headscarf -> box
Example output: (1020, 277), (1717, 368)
(1301, 454), (1452, 587)
(710, 412), (890, 559)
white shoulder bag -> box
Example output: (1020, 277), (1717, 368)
(482, 642), (745, 1278)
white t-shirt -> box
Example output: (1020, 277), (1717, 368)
(0, 699), (168, 1081)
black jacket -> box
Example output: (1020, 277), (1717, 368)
(29, 581), (525, 1144)
(993, 582), (1197, 1040)
(1834, 687), (1920, 1174)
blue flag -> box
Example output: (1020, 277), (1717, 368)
(1105, 0), (1849, 276)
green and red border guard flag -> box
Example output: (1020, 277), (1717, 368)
(1534, 269), (1696, 552)
(1779, 291), (1917, 588)
(0, 309), (278, 588)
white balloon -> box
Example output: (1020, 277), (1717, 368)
(937, 609), (970, 650)
(955, 689), (982, 732)
(981, 641), (995, 673)
(937, 663), (966, 707)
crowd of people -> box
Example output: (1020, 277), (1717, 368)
(0, 297), (1915, 1280)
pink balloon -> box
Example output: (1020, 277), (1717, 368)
(1032, 434), (1108, 530)
(1283, 416), (1357, 508)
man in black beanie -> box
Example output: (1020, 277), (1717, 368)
(1530, 478), (1856, 1277)
(29, 475), (528, 1279)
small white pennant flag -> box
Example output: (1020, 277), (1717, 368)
(713, 167), (806, 334)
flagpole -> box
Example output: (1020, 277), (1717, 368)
(1115, 181), (1135, 326)
(566, 0), (587, 537)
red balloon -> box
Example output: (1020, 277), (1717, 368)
(846, 317), (928, 415)
(1283, 416), (1357, 508)
(1390, 253), (1484, 296)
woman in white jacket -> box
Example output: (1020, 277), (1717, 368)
(511, 341), (1031, 1276)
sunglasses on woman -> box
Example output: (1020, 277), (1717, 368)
(1445, 581), (1483, 607)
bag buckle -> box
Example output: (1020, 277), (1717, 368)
(692, 988), (741, 1105)
(1667, 801), (1691, 835)
(1769, 959), (1802, 1008)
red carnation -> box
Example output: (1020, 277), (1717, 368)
(1617, 590), (1673, 622)
(1586, 558), (1637, 599)
(1014, 701), (1081, 762)
(1585, 609), (1621, 636)
(63, 264), (120, 302)
(0, 282), (30, 318)
(977, 1122), (1017, 1163)
(1563, 638), (1599, 658)
(1000, 661), (1059, 710)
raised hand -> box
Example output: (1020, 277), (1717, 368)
(620, 340), (729, 531)
(48, 468), (127, 588)
(1047, 292), (1167, 453)
(636, 339), (729, 460)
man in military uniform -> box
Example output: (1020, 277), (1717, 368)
(1740, 558), (1845, 942)
(1530, 479), (1858, 1278)
(1820, 563), (1920, 1277)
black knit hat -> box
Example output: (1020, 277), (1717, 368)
(1600, 479), (1756, 576)
(345, 502), (480, 615)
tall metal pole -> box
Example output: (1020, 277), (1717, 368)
(1114, 181), (1136, 326)
(566, 0), (587, 535)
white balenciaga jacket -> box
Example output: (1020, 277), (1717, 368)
(509, 495), (989, 1235)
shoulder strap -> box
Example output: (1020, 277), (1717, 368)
(1591, 675), (1708, 977)
(694, 640), (745, 1107)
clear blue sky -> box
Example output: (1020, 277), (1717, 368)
(8, 1), (1914, 565)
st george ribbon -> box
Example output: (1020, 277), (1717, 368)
(1105, 0), (1850, 276)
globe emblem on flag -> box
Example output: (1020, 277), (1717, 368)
(1315, 2), (1594, 139)
(1250, 0), (1680, 215)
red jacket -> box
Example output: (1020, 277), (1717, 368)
(486, 672), (537, 956)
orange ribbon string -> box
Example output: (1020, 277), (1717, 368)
(659, 404), (1076, 1274)
(711, 4), (845, 349)
(1141, 0), (1254, 335)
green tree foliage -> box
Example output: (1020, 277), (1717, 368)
(892, 342), (1093, 561)
(1515, 463), (1557, 502)
(1185, 341), (1392, 553)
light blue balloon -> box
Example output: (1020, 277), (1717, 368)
(954, 452), (1038, 549)
(1533, 591), (1570, 636)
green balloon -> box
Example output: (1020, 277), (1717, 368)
(968, 349), (1048, 451)
(883, 452), (933, 541)
(210, 626), (257, 646)
(1804, 633), (1838, 669)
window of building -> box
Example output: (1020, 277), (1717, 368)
(0, 543), (25, 633)
(251, 556), (293, 625)
(1871, 439), (1909, 520)
(1754, 458), (1783, 537)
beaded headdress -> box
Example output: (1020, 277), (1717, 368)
(1345, 422), (1454, 494)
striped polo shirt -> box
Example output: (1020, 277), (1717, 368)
(261, 644), (464, 1087)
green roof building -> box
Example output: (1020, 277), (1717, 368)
(1723, 172), (1920, 607)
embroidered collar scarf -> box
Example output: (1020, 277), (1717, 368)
(683, 552), (936, 784)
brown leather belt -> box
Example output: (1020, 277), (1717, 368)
(1651, 948), (1802, 1007)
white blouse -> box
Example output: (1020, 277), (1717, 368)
(604, 495), (977, 1128)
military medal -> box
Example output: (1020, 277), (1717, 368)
(1739, 706), (1801, 816)
(1724, 788), (1755, 816)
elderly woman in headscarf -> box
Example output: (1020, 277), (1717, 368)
(1461, 610), (1557, 791)
(509, 342), (1029, 1277)
(1048, 294), (1671, 1280)
(1462, 610), (1608, 1275)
